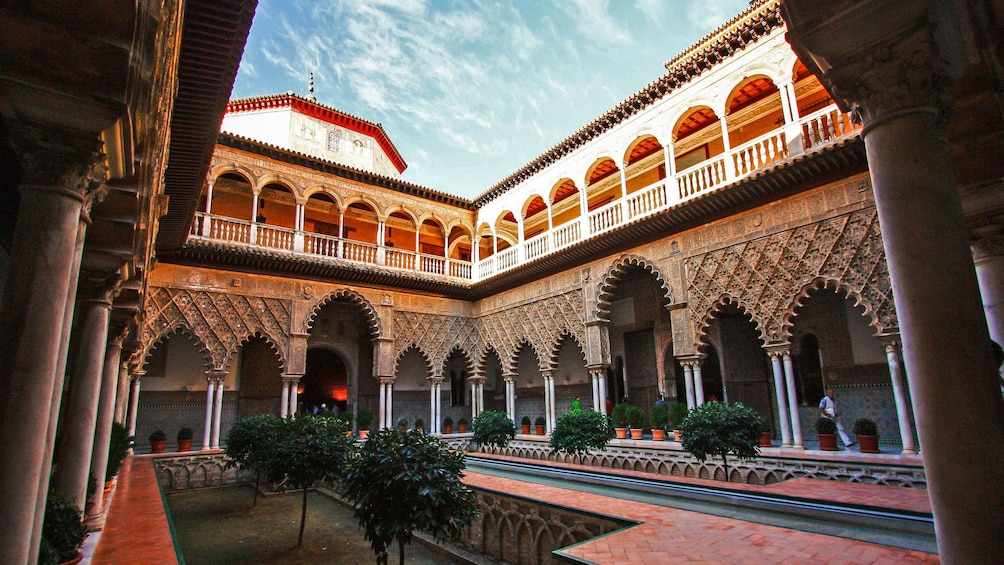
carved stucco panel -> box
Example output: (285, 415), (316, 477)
(686, 208), (896, 347)
(392, 313), (479, 375)
(478, 290), (586, 372)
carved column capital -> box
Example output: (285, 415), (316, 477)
(764, 344), (792, 359)
(77, 271), (122, 305)
(379, 376), (395, 386)
(131, 370), (146, 383)
(971, 231), (1004, 261)
(10, 120), (110, 201)
(205, 369), (227, 384)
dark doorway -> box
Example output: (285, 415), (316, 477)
(302, 348), (348, 413)
(237, 337), (283, 417)
(624, 328), (658, 408)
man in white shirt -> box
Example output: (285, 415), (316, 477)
(819, 388), (854, 447)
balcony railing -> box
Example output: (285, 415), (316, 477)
(191, 103), (858, 284)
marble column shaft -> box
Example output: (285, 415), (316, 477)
(693, 362), (705, 406)
(884, 340), (917, 454)
(126, 374), (143, 440)
(768, 352), (793, 447)
(682, 362), (696, 409)
(211, 376), (225, 449)
(202, 378), (216, 450)
(781, 352), (803, 448)
(86, 336), (124, 522)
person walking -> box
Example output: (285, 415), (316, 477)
(819, 388), (854, 447)
(571, 396), (582, 412)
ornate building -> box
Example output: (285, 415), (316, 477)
(2, 0), (1003, 563)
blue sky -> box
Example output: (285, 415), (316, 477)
(232, 0), (750, 199)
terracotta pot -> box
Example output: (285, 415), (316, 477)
(59, 551), (83, 565)
(673, 429), (682, 442)
(615, 427), (627, 439)
(652, 429), (666, 441)
(521, 424), (531, 434)
(630, 428), (643, 440)
(818, 433), (838, 451)
(359, 430), (369, 440)
(458, 425), (467, 433)
(858, 435), (880, 453)
(758, 431), (773, 448)
(535, 425), (545, 435)
(150, 440), (166, 454)
(178, 439), (192, 452)
(444, 425), (453, 434)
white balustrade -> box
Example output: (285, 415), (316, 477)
(524, 232), (549, 262)
(731, 130), (788, 176)
(385, 248), (416, 270)
(449, 260), (472, 279)
(418, 254), (446, 275)
(626, 181), (669, 221)
(478, 256), (496, 278)
(552, 221), (580, 249)
(588, 200), (624, 237)
(800, 104), (859, 150)
(255, 224), (296, 251)
(496, 247), (519, 271)
(675, 155), (728, 201)
(343, 240), (378, 264)
(304, 232), (340, 258)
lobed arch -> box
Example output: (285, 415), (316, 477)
(594, 254), (674, 321)
(394, 344), (434, 377)
(477, 345), (504, 375)
(441, 344), (476, 377)
(782, 277), (891, 340)
(140, 324), (214, 372)
(304, 288), (383, 337)
(547, 331), (586, 371)
(694, 295), (768, 351)
(224, 330), (286, 373)
(508, 339), (544, 375)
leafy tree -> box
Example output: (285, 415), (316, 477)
(106, 421), (133, 480)
(267, 413), (356, 546)
(611, 403), (630, 427)
(471, 410), (515, 450)
(678, 401), (761, 482)
(224, 414), (282, 506)
(342, 429), (479, 565)
(549, 410), (610, 455)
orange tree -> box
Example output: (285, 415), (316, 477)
(341, 429), (478, 565)
(224, 414), (282, 506)
(678, 401), (762, 482)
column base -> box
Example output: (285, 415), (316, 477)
(901, 449), (918, 455)
(781, 443), (793, 448)
(792, 445), (806, 450)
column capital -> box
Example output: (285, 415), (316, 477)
(468, 375), (485, 384)
(282, 374), (303, 383)
(77, 271), (122, 304)
(427, 376), (445, 384)
(764, 344), (792, 358)
(205, 369), (227, 383)
(676, 354), (704, 366)
(379, 376), (395, 386)
(11, 120), (109, 200)
(131, 370), (146, 382)
(971, 231), (1004, 261)
(879, 334), (902, 349)
(502, 372), (517, 384)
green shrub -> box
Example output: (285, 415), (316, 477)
(444, 416), (453, 427)
(457, 417), (468, 427)
(667, 403), (689, 429)
(38, 490), (86, 565)
(177, 427), (193, 441)
(611, 404), (630, 427)
(520, 416), (531, 426)
(815, 417), (837, 435)
(550, 410), (611, 455)
(650, 404), (670, 431)
(534, 415), (546, 426)
(148, 430), (166, 443)
(414, 418), (424, 429)
(625, 405), (644, 428)
(679, 401), (761, 482)
(472, 410), (516, 450)
(397, 418), (408, 429)
(356, 408), (374, 430)
(106, 422), (133, 479)
(853, 418), (877, 436)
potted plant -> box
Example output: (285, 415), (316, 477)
(443, 416), (453, 434)
(758, 417), (773, 448)
(414, 418), (424, 431)
(626, 405), (644, 439)
(457, 417), (468, 433)
(650, 404), (669, 441)
(397, 418), (408, 431)
(520, 416), (531, 435)
(668, 403), (689, 442)
(356, 408), (373, 440)
(534, 416), (546, 435)
(611, 404), (630, 439)
(39, 489), (87, 565)
(815, 417), (838, 451)
(148, 430), (166, 454)
(854, 418), (880, 453)
(177, 427), (194, 452)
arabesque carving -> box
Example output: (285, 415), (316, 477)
(393, 313), (478, 375)
(143, 287), (291, 370)
(687, 208), (896, 346)
(594, 254), (673, 321)
(479, 291), (586, 372)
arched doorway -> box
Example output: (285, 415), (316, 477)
(307, 295), (378, 423)
(703, 303), (772, 421)
(302, 347), (349, 414)
(237, 336), (283, 417)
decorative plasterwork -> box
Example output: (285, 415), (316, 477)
(392, 313), (479, 376)
(305, 288), (382, 337)
(594, 255), (674, 321)
(687, 208), (896, 346)
(142, 287), (291, 370)
(479, 291), (586, 373)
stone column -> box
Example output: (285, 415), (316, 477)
(681, 361), (696, 409)
(114, 359), (131, 424)
(53, 276), (119, 511)
(541, 371), (553, 433)
(781, 351), (803, 449)
(86, 333), (125, 524)
(883, 337), (917, 454)
(284, 375), (301, 416)
(767, 349), (793, 448)
(380, 377), (394, 429)
(428, 377), (441, 434)
(279, 379), (290, 418)
(503, 374), (516, 422)
(211, 372), (226, 449)
(201, 375), (216, 451)
(126, 372), (144, 443)
(590, 371), (600, 411)
(784, 7), (1004, 558)
(470, 376), (485, 419)
(0, 130), (106, 565)
(692, 361), (705, 406)
(972, 230), (1004, 348)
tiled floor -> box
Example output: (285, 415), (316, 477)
(92, 451), (937, 564)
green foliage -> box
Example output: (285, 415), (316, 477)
(106, 422), (133, 479)
(414, 418), (424, 429)
(148, 430), (166, 443)
(443, 416), (453, 427)
(177, 427), (194, 441)
(356, 408), (374, 430)
(625, 405), (644, 428)
(759, 416), (773, 433)
(650, 404), (670, 431)
(679, 401), (761, 482)
(342, 429), (479, 565)
(667, 403), (689, 429)
(611, 403), (630, 427)
(225, 414), (282, 473)
(520, 416), (531, 426)
(457, 417), (468, 427)
(853, 418), (877, 436)
(397, 418), (408, 429)
(38, 490), (86, 565)
(268, 414), (356, 546)
(815, 417), (837, 435)
(471, 410), (515, 450)
(550, 410), (611, 456)
(534, 415), (546, 426)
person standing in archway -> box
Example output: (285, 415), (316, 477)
(819, 388), (854, 447)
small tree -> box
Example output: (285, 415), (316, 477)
(678, 401), (761, 482)
(225, 414), (282, 506)
(667, 403), (689, 430)
(550, 410), (610, 455)
(106, 421), (133, 480)
(650, 404), (670, 431)
(611, 403), (630, 428)
(472, 410), (516, 450)
(267, 413), (355, 546)
(342, 429), (479, 565)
